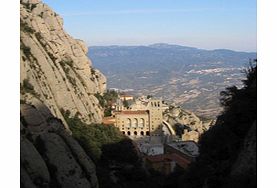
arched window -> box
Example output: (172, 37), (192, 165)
(146, 131), (150, 136)
(127, 131), (131, 136)
(122, 131), (125, 135)
(133, 118), (138, 128)
(140, 131), (144, 136)
(126, 118), (131, 128)
(134, 131), (137, 136)
(139, 118), (145, 128)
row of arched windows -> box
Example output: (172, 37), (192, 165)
(151, 101), (160, 107)
(126, 118), (145, 128)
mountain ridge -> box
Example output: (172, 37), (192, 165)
(89, 43), (257, 53)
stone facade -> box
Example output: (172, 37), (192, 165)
(115, 110), (150, 136)
(114, 98), (165, 137)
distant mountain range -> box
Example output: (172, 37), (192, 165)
(88, 43), (257, 118)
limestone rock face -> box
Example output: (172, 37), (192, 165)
(163, 106), (213, 142)
(181, 130), (200, 143)
(20, 0), (106, 125)
(20, 101), (98, 188)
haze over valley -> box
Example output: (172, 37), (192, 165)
(88, 43), (257, 118)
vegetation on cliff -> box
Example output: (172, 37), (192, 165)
(94, 89), (118, 117)
(62, 111), (154, 188)
(179, 61), (257, 188)
(62, 110), (123, 161)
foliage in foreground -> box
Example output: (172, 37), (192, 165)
(180, 61), (257, 188)
(63, 113), (154, 188)
(63, 113), (124, 162)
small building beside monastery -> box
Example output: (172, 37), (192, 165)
(144, 153), (191, 175)
(119, 94), (134, 101)
(164, 141), (199, 161)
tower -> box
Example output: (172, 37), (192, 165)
(148, 99), (163, 136)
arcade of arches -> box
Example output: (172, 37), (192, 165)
(114, 99), (164, 137)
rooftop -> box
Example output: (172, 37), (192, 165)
(167, 141), (199, 157)
(102, 117), (116, 125)
(120, 95), (133, 98)
(115, 110), (149, 115)
(145, 153), (191, 169)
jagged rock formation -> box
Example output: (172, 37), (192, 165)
(20, 0), (106, 126)
(20, 101), (98, 188)
(163, 106), (212, 142)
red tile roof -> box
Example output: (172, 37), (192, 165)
(115, 110), (148, 115)
(145, 153), (191, 169)
(102, 117), (115, 125)
(120, 95), (133, 97)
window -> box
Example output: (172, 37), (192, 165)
(133, 118), (138, 128)
(126, 118), (131, 128)
(127, 131), (131, 136)
(139, 118), (145, 128)
(140, 131), (144, 136)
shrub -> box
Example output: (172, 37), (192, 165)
(47, 52), (57, 63)
(94, 93), (105, 108)
(22, 79), (34, 91)
(90, 68), (96, 75)
(59, 60), (74, 68)
(20, 43), (32, 59)
(62, 111), (124, 162)
(35, 32), (43, 41)
(20, 21), (35, 34)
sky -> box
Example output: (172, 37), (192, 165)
(43, 0), (257, 52)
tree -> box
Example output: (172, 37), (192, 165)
(147, 95), (152, 99)
(123, 99), (129, 108)
(180, 62), (257, 188)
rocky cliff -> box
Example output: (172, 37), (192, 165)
(163, 106), (213, 142)
(20, 100), (98, 188)
(20, 0), (106, 127)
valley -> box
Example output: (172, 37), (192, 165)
(88, 44), (256, 118)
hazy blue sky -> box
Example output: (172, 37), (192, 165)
(43, 0), (256, 52)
